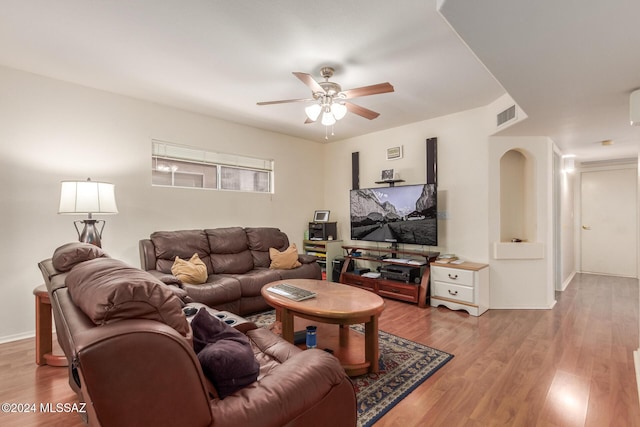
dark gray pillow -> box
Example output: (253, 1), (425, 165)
(191, 308), (259, 398)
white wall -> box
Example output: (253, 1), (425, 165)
(322, 105), (495, 262)
(488, 136), (556, 309)
(0, 66), (324, 342)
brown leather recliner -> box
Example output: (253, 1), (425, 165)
(38, 242), (357, 427)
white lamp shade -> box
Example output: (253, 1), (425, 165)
(58, 180), (118, 214)
(331, 103), (347, 120)
(305, 104), (322, 121)
(321, 110), (336, 126)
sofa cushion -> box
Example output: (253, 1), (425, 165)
(150, 230), (212, 274)
(269, 244), (302, 270)
(206, 227), (254, 274)
(233, 269), (282, 297)
(65, 257), (189, 336)
(171, 254), (207, 285)
(245, 227), (290, 268)
(182, 276), (242, 308)
(191, 308), (259, 398)
(52, 242), (108, 272)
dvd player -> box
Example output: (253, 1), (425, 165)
(380, 265), (421, 284)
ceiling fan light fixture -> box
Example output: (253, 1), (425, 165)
(321, 109), (336, 126)
(305, 103), (322, 121)
(331, 102), (347, 120)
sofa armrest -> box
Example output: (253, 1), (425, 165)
(73, 320), (213, 427)
(211, 346), (356, 427)
(297, 253), (318, 264)
(139, 239), (157, 271)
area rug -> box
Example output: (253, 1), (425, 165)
(245, 310), (453, 427)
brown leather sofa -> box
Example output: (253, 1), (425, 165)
(38, 242), (357, 427)
(139, 227), (321, 315)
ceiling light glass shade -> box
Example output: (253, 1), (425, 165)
(562, 157), (576, 173)
(305, 103), (322, 121)
(321, 110), (336, 126)
(331, 102), (347, 120)
(58, 179), (118, 214)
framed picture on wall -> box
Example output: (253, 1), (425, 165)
(313, 210), (330, 222)
(386, 146), (403, 160)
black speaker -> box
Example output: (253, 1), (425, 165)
(352, 151), (359, 190)
(426, 137), (437, 184)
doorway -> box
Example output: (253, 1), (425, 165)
(580, 166), (637, 277)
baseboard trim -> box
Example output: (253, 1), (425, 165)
(0, 331), (35, 345)
(560, 271), (576, 291)
(489, 305), (554, 310)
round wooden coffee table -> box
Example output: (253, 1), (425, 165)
(261, 279), (385, 377)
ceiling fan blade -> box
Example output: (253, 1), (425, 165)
(293, 72), (325, 93)
(346, 102), (380, 120)
(304, 118), (316, 124)
(342, 82), (394, 99)
(257, 98), (313, 106)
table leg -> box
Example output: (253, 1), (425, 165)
(280, 307), (295, 343)
(34, 286), (67, 367)
(34, 292), (52, 365)
(364, 315), (380, 374)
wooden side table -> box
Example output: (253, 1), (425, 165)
(33, 285), (68, 366)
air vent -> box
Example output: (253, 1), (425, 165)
(497, 105), (516, 127)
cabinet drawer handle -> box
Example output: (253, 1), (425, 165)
(448, 274), (458, 280)
(448, 290), (458, 296)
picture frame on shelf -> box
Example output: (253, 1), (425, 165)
(381, 169), (394, 181)
(313, 210), (330, 222)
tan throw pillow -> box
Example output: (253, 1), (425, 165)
(171, 253), (207, 285)
(269, 244), (302, 270)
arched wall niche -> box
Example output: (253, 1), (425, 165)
(499, 148), (536, 243)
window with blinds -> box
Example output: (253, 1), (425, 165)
(151, 140), (273, 193)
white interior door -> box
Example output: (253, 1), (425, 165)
(581, 167), (637, 277)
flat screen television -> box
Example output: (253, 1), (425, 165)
(350, 183), (437, 246)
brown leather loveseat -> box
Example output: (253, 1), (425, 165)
(38, 242), (356, 427)
(139, 227), (321, 315)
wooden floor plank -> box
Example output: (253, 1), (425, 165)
(0, 273), (638, 426)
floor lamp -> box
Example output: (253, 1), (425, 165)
(58, 178), (118, 247)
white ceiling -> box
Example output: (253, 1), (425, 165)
(440, 0), (640, 162)
(1, 0), (638, 162)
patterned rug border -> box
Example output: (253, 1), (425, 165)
(246, 310), (453, 427)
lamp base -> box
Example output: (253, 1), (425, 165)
(74, 219), (105, 248)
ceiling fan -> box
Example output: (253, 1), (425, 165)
(257, 67), (394, 127)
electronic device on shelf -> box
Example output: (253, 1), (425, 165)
(308, 221), (337, 240)
(267, 283), (316, 301)
(379, 265), (421, 284)
(349, 183), (437, 246)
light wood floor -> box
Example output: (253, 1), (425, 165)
(0, 273), (638, 426)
